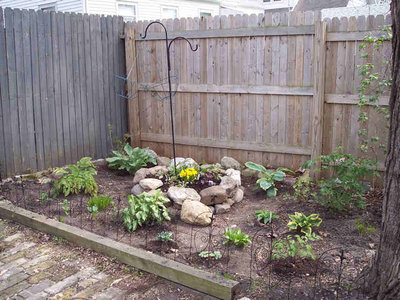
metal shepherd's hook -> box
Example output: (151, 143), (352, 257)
(140, 21), (199, 175)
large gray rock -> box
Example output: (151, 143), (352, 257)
(168, 157), (198, 171)
(139, 178), (163, 191)
(215, 203), (231, 214)
(241, 168), (259, 177)
(226, 168), (241, 186)
(157, 156), (170, 167)
(221, 156), (241, 170)
(220, 169), (241, 197)
(232, 188), (244, 203)
(131, 184), (144, 196)
(144, 148), (157, 159)
(133, 168), (149, 184)
(200, 186), (228, 206)
(167, 186), (201, 206)
(148, 166), (168, 177)
(181, 200), (212, 226)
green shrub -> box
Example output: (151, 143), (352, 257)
(199, 250), (222, 260)
(271, 233), (320, 260)
(254, 210), (279, 224)
(157, 232), (174, 242)
(223, 228), (251, 247)
(122, 190), (170, 232)
(106, 144), (157, 174)
(52, 157), (97, 197)
(287, 212), (322, 236)
(306, 148), (378, 210)
(293, 177), (316, 202)
(87, 195), (114, 218)
(245, 162), (285, 197)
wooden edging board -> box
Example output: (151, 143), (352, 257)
(0, 200), (239, 300)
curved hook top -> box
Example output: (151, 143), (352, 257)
(140, 21), (168, 40)
(168, 36), (199, 52)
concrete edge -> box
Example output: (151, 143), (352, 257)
(0, 200), (239, 300)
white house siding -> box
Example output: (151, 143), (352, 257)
(322, 3), (390, 19)
(0, 0), (83, 12)
(87, 0), (220, 21)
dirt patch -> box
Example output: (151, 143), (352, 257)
(0, 165), (382, 299)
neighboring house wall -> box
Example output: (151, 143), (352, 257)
(321, 3), (390, 18)
(0, 0), (83, 12)
(220, 0), (264, 15)
(263, 0), (299, 12)
(86, 0), (220, 21)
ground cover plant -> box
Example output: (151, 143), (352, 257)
(271, 233), (320, 260)
(122, 190), (170, 232)
(245, 162), (285, 197)
(87, 195), (114, 219)
(198, 250), (222, 260)
(52, 157), (98, 197)
(106, 144), (157, 174)
(223, 228), (251, 247)
(254, 210), (279, 224)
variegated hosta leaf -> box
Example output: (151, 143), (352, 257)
(245, 161), (267, 173)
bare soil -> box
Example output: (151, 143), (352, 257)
(0, 164), (382, 299)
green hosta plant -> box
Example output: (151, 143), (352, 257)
(106, 144), (157, 174)
(157, 232), (174, 242)
(223, 228), (251, 247)
(271, 233), (320, 260)
(287, 212), (322, 236)
(87, 195), (114, 219)
(199, 250), (222, 260)
(52, 157), (97, 197)
(122, 190), (170, 232)
(245, 162), (285, 197)
(254, 210), (279, 224)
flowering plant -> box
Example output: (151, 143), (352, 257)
(179, 168), (198, 184)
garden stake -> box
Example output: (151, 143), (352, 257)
(140, 21), (198, 175)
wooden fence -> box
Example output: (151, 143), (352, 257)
(125, 12), (391, 172)
(0, 7), (127, 177)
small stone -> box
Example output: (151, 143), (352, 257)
(369, 243), (375, 249)
(131, 184), (144, 196)
(144, 148), (157, 159)
(232, 188), (244, 203)
(147, 166), (168, 177)
(37, 177), (52, 185)
(133, 168), (149, 184)
(283, 177), (296, 186)
(225, 198), (235, 206)
(167, 186), (201, 206)
(298, 169), (310, 181)
(139, 178), (163, 191)
(241, 168), (259, 177)
(181, 200), (212, 226)
(92, 159), (107, 166)
(215, 203), (231, 214)
(221, 156), (241, 170)
(200, 186), (228, 206)
(209, 206), (215, 215)
(157, 156), (170, 167)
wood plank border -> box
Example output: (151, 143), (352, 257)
(141, 133), (312, 155)
(138, 83), (314, 96)
(0, 200), (239, 300)
(135, 25), (315, 40)
(325, 93), (390, 106)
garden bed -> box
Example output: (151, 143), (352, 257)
(0, 162), (382, 299)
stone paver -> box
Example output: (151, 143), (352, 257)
(0, 218), (214, 300)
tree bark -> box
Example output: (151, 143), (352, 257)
(366, 2), (400, 299)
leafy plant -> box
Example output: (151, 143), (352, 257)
(157, 232), (174, 242)
(58, 199), (70, 222)
(245, 162), (285, 197)
(255, 210), (279, 224)
(292, 177), (316, 202)
(355, 218), (377, 235)
(287, 212), (322, 236)
(306, 148), (378, 210)
(106, 144), (157, 174)
(199, 250), (222, 260)
(271, 233), (320, 260)
(52, 157), (98, 197)
(223, 228), (251, 247)
(87, 195), (114, 219)
(122, 190), (170, 232)
(39, 192), (51, 202)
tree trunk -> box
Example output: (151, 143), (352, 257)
(366, 2), (400, 299)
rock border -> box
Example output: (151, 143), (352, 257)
(0, 200), (239, 300)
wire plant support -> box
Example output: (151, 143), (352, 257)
(140, 21), (199, 175)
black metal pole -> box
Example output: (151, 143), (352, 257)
(140, 21), (198, 175)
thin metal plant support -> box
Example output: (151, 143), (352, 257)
(140, 21), (199, 174)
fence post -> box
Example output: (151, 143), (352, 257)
(310, 20), (327, 179)
(124, 22), (141, 148)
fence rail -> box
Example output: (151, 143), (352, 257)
(0, 7), (127, 178)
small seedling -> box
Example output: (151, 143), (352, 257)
(156, 231), (174, 242)
(223, 228), (251, 247)
(59, 199), (70, 216)
(254, 210), (279, 224)
(198, 250), (222, 260)
(356, 218), (377, 235)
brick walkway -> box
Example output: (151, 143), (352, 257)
(0, 219), (212, 300)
